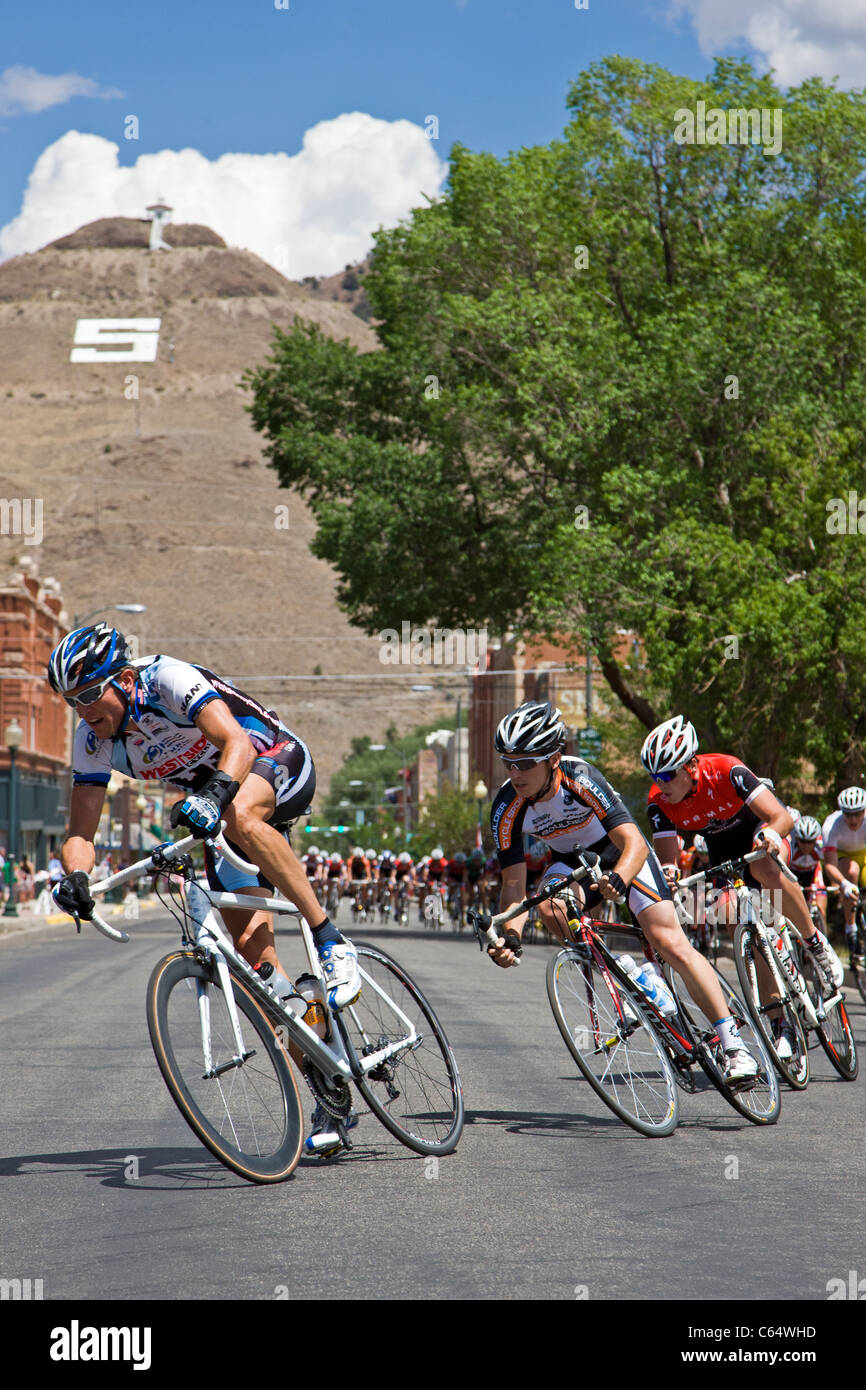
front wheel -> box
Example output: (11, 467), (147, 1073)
(146, 951), (304, 1183)
(336, 944), (465, 1155)
(732, 923), (809, 1090)
(797, 949), (859, 1081)
(546, 947), (679, 1137)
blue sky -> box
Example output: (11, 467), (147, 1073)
(2, 0), (863, 275)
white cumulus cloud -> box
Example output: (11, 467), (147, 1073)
(0, 65), (123, 116)
(670, 0), (866, 87)
(0, 113), (448, 277)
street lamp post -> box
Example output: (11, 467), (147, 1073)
(3, 718), (23, 917)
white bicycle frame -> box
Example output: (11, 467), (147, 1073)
(678, 849), (842, 1031)
(87, 830), (421, 1088)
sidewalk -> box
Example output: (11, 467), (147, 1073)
(0, 895), (162, 936)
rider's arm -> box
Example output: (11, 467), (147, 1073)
(748, 786), (793, 840)
(603, 823), (649, 896)
(488, 862), (529, 966)
(193, 699), (257, 785)
(61, 783), (106, 875)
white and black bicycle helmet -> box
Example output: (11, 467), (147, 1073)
(494, 701), (567, 758)
(47, 622), (131, 695)
(640, 716), (699, 776)
(692, 834), (708, 855)
(795, 816), (821, 841)
(837, 786), (866, 812)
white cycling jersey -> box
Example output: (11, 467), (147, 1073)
(821, 810), (866, 857)
(73, 654), (294, 793)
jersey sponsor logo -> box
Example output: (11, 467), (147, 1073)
(494, 795), (522, 850)
(139, 733), (209, 781)
(85, 729), (99, 755)
(181, 683), (203, 713)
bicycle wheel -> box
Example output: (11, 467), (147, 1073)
(146, 951), (304, 1183)
(546, 947), (679, 1137)
(732, 924), (809, 1089)
(665, 963), (781, 1125)
(335, 944), (464, 1155)
(798, 951), (859, 1080)
(853, 910), (866, 1006)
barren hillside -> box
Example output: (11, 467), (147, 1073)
(0, 219), (453, 797)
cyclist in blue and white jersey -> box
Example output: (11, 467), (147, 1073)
(486, 700), (760, 1087)
(47, 624), (362, 1152)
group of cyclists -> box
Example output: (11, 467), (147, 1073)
(44, 618), (861, 1147)
(300, 843), (504, 925)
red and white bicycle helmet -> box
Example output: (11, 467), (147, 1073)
(640, 715), (699, 776)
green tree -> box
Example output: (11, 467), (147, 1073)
(245, 56), (866, 785)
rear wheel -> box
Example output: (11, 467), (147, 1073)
(732, 923), (809, 1090)
(336, 944), (464, 1155)
(546, 947), (679, 1137)
(665, 962), (781, 1125)
(146, 951), (304, 1183)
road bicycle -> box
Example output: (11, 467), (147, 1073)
(422, 883), (446, 931)
(468, 854), (780, 1136)
(446, 882), (465, 933)
(86, 831), (465, 1182)
(850, 887), (866, 1006)
(394, 880), (410, 925)
(679, 851), (857, 1089)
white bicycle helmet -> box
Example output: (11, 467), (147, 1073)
(640, 716), (699, 776)
(838, 786), (866, 812)
(692, 834), (708, 855)
(494, 701), (566, 758)
(795, 816), (821, 841)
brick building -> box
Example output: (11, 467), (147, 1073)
(0, 556), (70, 867)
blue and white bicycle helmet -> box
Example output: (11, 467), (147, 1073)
(47, 623), (131, 695)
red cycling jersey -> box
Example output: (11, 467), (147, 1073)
(647, 753), (763, 843)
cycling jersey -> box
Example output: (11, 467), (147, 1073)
(73, 655), (301, 795)
(647, 754), (764, 856)
(426, 857), (448, 880)
(326, 859), (343, 880)
(379, 857), (396, 879)
(492, 757), (671, 914)
(822, 810), (866, 858)
(303, 853), (324, 878)
(466, 857), (485, 883)
(448, 860), (466, 881)
(349, 856), (370, 881)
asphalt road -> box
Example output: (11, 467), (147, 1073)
(1, 904), (864, 1303)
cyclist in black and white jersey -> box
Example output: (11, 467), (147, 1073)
(47, 624), (363, 1148)
(486, 700), (760, 1087)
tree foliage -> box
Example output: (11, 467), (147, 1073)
(245, 56), (866, 785)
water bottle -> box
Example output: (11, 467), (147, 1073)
(296, 972), (329, 1040)
(636, 961), (677, 1017)
(255, 961), (303, 1012)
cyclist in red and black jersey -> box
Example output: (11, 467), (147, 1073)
(642, 717), (843, 1009)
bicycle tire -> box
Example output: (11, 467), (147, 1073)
(853, 909), (866, 1006)
(146, 951), (304, 1183)
(665, 963), (781, 1125)
(335, 943), (464, 1155)
(797, 951), (859, 1081)
(732, 923), (809, 1090)
(546, 947), (679, 1137)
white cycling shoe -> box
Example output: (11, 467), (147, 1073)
(304, 1105), (359, 1157)
(318, 939), (361, 1009)
(806, 932), (845, 991)
(723, 1046), (759, 1089)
